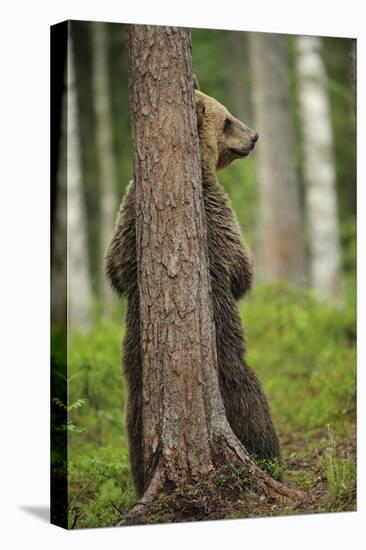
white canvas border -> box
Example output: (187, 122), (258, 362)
(0, 1), (363, 548)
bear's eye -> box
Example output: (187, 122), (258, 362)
(223, 118), (232, 133)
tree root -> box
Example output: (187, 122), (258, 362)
(116, 439), (305, 526)
(117, 466), (165, 526)
(218, 428), (305, 502)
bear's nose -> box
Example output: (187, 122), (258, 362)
(252, 132), (259, 143)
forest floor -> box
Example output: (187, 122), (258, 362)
(63, 283), (356, 528)
(117, 427), (356, 525)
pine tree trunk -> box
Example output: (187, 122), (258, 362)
(249, 33), (305, 284)
(125, 24), (302, 523)
(67, 27), (92, 330)
(91, 22), (117, 311)
(296, 36), (342, 303)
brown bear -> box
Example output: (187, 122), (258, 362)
(105, 80), (281, 497)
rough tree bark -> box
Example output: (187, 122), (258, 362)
(67, 28), (92, 330)
(125, 24), (302, 523)
(295, 36), (342, 303)
(91, 21), (117, 310)
(249, 33), (306, 284)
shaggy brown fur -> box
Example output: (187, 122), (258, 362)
(105, 85), (281, 497)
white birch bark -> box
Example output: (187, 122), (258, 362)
(296, 35), (342, 303)
(67, 28), (92, 330)
(91, 22), (117, 310)
(249, 33), (306, 284)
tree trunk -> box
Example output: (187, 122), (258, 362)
(51, 76), (67, 328)
(126, 24), (302, 523)
(249, 33), (306, 284)
(350, 39), (356, 124)
(91, 22), (117, 311)
(67, 27), (92, 330)
(221, 30), (251, 121)
(296, 36), (342, 303)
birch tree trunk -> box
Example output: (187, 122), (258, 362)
(296, 36), (342, 303)
(67, 28), (92, 330)
(249, 33), (306, 284)
(125, 24), (302, 523)
(91, 22), (117, 310)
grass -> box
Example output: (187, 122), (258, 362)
(323, 425), (356, 511)
(56, 282), (356, 528)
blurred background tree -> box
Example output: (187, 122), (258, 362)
(295, 35), (342, 304)
(51, 22), (356, 527)
(56, 22), (355, 320)
(249, 32), (305, 284)
(91, 22), (118, 312)
(65, 28), (92, 331)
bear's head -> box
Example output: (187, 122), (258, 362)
(194, 77), (258, 171)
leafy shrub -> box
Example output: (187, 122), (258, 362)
(243, 283), (356, 436)
(68, 446), (134, 528)
(68, 321), (127, 447)
(64, 322), (133, 528)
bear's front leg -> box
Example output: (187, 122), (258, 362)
(230, 240), (254, 300)
(105, 181), (137, 297)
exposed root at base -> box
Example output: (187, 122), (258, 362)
(216, 430), (305, 502)
(116, 462), (306, 526)
(118, 466), (166, 526)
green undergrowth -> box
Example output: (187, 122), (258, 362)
(322, 426), (356, 511)
(58, 282), (356, 527)
(244, 283), (356, 438)
(250, 455), (283, 481)
(67, 446), (134, 529)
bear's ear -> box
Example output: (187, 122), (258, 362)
(193, 74), (200, 91)
(195, 95), (205, 128)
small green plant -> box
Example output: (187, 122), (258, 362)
(150, 494), (172, 524)
(250, 455), (283, 481)
(52, 396), (88, 433)
(215, 467), (250, 494)
(323, 425), (356, 510)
